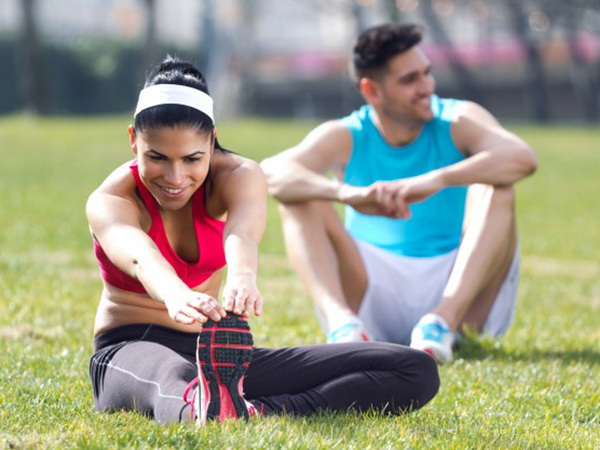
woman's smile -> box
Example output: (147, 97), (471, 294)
(157, 184), (188, 198)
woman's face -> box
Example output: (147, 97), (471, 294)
(130, 125), (214, 211)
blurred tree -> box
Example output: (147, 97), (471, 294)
(239, 0), (257, 116)
(142, 0), (159, 73)
(563, 4), (599, 122)
(18, 0), (48, 115)
(505, 0), (550, 121)
(385, 0), (402, 23)
(199, 0), (217, 74)
(351, 2), (368, 33)
(421, 0), (485, 105)
(199, 0), (237, 118)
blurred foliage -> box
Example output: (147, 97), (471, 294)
(0, 38), (198, 115)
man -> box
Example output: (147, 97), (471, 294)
(260, 23), (537, 363)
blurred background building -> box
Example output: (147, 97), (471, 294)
(1, 0), (599, 122)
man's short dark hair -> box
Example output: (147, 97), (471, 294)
(352, 23), (424, 84)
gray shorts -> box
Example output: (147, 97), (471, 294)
(353, 239), (520, 345)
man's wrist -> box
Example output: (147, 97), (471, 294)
(334, 181), (349, 203)
(433, 168), (451, 189)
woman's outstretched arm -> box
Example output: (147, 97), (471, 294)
(86, 170), (226, 325)
(218, 159), (267, 318)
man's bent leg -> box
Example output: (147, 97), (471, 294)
(411, 185), (518, 362)
(278, 200), (369, 338)
(434, 184), (518, 333)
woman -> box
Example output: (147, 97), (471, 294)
(88, 56), (440, 426)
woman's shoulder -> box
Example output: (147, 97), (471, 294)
(86, 160), (144, 221)
(208, 151), (266, 214)
(212, 151), (265, 185)
(90, 160), (137, 198)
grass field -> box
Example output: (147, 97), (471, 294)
(0, 115), (599, 449)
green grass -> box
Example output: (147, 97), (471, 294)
(0, 115), (599, 449)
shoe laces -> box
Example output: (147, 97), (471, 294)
(184, 377), (259, 421)
(420, 321), (450, 342)
(245, 399), (259, 417)
(183, 377), (199, 422)
(327, 322), (370, 343)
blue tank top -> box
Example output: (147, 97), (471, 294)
(341, 95), (467, 257)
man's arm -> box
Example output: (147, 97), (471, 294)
(442, 101), (538, 186)
(261, 121), (410, 218)
(392, 102), (538, 204)
(260, 120), (352, 203)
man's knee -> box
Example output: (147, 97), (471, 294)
(278, 200), (336, 224)
(469, 184), (515, 213)
(489, 185), (515, 209)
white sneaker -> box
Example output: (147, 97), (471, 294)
(183, 313), (258, 426)
(327, 320), (372, 344)
(410, 314), (454, 364)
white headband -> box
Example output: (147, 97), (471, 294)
(134, 84), (214, 123)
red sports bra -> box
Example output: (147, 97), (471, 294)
(93, 160), (226, 294)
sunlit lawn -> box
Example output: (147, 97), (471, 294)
(0, 115), (599, 449)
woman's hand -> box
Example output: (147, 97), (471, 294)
(164, 289), (227, 325)
(221, 276), (263, 318)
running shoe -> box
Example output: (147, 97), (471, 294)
(410, 313), (454, 364)
(326, 320), (372, 344)
(184, 313), (257, 426)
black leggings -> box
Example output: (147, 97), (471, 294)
(89, 324), (439, 423)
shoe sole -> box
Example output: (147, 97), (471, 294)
(412, 341), (452, 364)
(197, 314), (254, 423)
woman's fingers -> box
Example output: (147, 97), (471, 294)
(184, 306), (208, 323)
(187, 295), (225, 322)
(209, 284), (263, 319)
(247, 294), (263, 317)
(241, 293), (255, 318)
(167, 291), (229, 325)
(223, 286), (262, 317)
(222, 289), (236, 312)
(173, 310), (196, 325)
(233, 288), (249, 316)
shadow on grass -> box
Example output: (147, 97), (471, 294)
(454, 338), (600, 366)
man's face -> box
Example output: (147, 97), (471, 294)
(371, 47), (436, 125)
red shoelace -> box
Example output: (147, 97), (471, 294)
(183, 377), (199, 422)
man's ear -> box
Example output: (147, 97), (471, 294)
(359, 78), (381, 106)
(128, 125), (137, 155)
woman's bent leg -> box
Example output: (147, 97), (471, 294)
(89, 340), (197, 423)
(244, 342), (439, 416)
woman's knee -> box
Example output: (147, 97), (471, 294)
(391, 347), (440, 410)
(159, 359), (196, 383)
(412, 350), (440, 406)
(369, 344), (440, 407)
